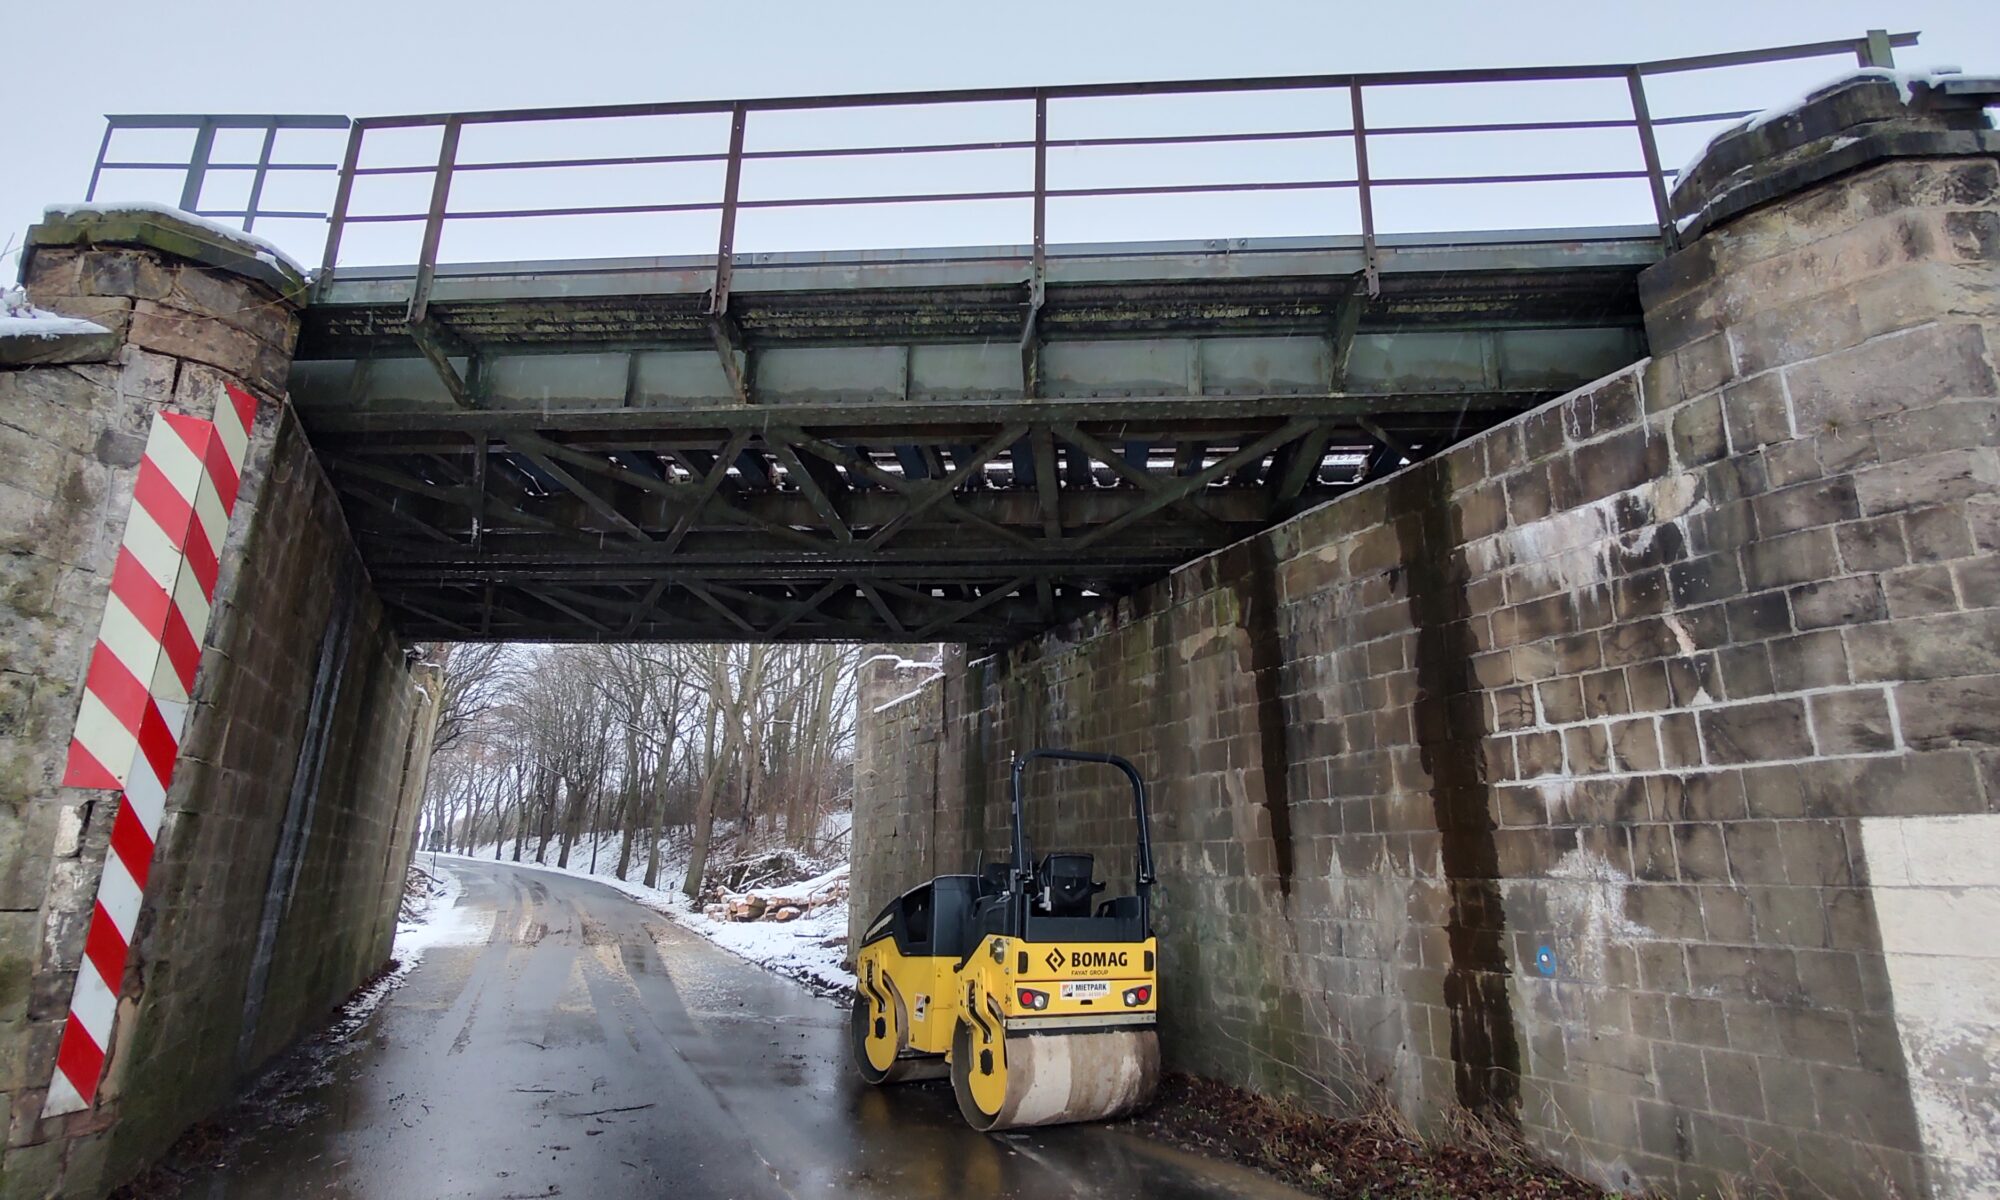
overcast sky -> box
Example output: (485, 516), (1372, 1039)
(5, 0), (1995, 275)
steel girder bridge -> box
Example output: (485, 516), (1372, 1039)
(82, 32), (1914, 644)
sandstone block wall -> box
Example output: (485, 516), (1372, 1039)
(849, 647), (960, 949)
(1, 221), (439, 1198)
(853, 151), (1999, 1199)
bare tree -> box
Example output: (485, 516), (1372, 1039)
(418, 637), (866, 898)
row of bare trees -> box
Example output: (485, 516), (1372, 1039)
(418, 643), (860, 900)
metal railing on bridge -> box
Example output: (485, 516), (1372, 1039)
(83, 29), (1914, 315)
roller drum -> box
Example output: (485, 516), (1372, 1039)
(952, 1022), (1160, 1131)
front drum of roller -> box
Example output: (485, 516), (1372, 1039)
(951, 1020), (1160, 1130)
(852, 988), (947, 1084)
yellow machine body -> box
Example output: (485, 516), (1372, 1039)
(851, 749), (1164, 1130)
(855, 930), (1160, 1128)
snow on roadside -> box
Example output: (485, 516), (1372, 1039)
(396, 861), (494, 962)
(329, 862), (493, 1037)
(437, 843), (856, 998)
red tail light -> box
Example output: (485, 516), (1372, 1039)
(1017, 988), (1049, 1010)
(1122, 985), (1152, 1006)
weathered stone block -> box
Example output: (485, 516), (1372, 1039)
(1809, 688), (1897, 755)
(1903, 504), (1977, 563)
(1744, 528), (1840, 591)
(1718, 644), (1776, 699)
(1896, 675), (2000, 749)
(1701, 700), (1813, 765)
(1786, 323), (1998, 436)
(1669, 391), (1729, 467)
(1720, 373), (1792, 450)
(1580, 668), (1631, 718)
(1572, 429), (1670, 505)
(1754, 477), (1860, 537)
(1834, 514), (1907, 572)
(1676, 333), (1735, 398)
(1788, 576), (1887, 630)
(1848, 609), (2000, 683)
(1953, 552), (1999, 605)
(1728, 285), (1869, 378)
(1763, 438), (1823, 489)
(1882, 564), (1959, 618)
(1565, 369), (1641, 444)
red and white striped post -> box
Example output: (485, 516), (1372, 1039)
(43, 382), (259, 1117)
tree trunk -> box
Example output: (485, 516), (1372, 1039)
(536, 763), (556, 865)
(683, 712), (727, 902)
(643, 724), (674, 890)
(558, 780), (578, 868)
(615, 726), (640, 879)
(685, 652), (752, 903)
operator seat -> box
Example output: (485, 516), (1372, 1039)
(1037, 853), (1103, 918)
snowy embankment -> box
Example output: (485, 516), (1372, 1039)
(433, 837), (855, 997)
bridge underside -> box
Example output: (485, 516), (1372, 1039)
(292, 230), (1656, 643)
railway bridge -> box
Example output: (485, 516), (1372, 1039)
(5, 29), (2000, 1200)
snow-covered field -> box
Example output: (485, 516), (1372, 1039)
(430, 836), (855, 997)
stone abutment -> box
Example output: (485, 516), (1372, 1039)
(852, 77), (2000, 1199)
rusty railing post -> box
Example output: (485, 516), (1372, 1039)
(1348, 82), (1380, 297)
(177, 117), (217, 214)
(1031, 91), (1048, 312)
(1626, 67), (1678, 252)
(710, 101), (749, 316)
(408, 117), (463, 323)
(242, 125), (279, 233)
(317, 120), (365, 299)
(1859, 28), (1896, 67)
(84, 122), (115, 203)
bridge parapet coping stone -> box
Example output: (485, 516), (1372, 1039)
(21, 208), (306, 399)
(1668, 71), (2000, 245)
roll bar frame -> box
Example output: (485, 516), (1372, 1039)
(1007, 748), (1157, 936)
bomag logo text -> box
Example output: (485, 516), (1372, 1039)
(1069, 951), (1128, 968)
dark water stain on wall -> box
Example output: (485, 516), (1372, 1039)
(1388, 460), (1522, 1119)
(1233, 539), (1296, 899)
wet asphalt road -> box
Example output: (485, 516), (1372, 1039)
(189, 857), (1303, 1200)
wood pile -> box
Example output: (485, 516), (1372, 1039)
(702, 864), (849, 923)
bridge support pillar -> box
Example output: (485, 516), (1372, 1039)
(851, 75), (1999, 1199)
(1, 210), (437, 1196)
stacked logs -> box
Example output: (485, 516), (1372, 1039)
(703, 864), (849, 923)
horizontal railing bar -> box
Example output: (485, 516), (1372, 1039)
(361, 151), (733, 175)
(342, 166), (1659, 225)
(103, 113), (352, 129)
(99, 161), (339, 172)
(342, 201), (725, 222)
(304, 108), (1744, 190)
(343, 114), (1667, 180)
(1634, 30), (1917, 76)
(344, 32), (1917, 130)
(264, 111), (1755, 193)
(745, 139), (1031, 159)
(1653, 109), (1759, 126)
(190, 209), (329, 220)
(737, 189), (1032, 208)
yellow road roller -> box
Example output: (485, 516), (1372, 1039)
(852, 748), (1161, 1129)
